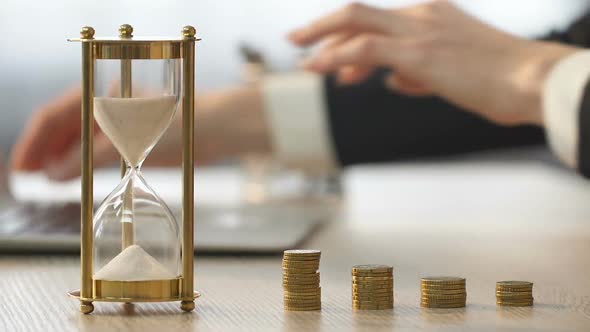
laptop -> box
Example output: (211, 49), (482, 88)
(0, 159), (335, 254)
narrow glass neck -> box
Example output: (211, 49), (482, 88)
(123, 163), (141, 177)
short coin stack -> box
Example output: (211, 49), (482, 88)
(351, 264), (394, 310)
(496, 281), (534, 307)
(421, 276), (467, 308)
(282, 249), (321, 311)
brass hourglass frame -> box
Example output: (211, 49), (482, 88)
(67, 24), (200, 314)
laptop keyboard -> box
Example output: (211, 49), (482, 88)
(0, 202), (81, 235)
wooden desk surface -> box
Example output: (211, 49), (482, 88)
(3, 160), (590, 331)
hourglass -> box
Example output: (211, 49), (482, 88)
(67, 25), (200, 314)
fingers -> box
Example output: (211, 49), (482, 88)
(11, 87), (82, 172)
(304, 35), (398, 73)
(289, 2), (394, 46)
(336, 66), (375, 85)
(45, 134), (118, 181)
(385, 74), (432, 96)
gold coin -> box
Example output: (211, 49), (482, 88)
(354, 284), (392, 290)
(353, 304), (394, 310)
(285, 297), (322, 303)
(285, 304), (322, 308)
(353, 298), (393, 303)
(283, 256), (320, 261)
(496, 281), (532, 288)
(496, 288), (533, 294)
(285, 294), (321, 299)
(283, 277), (320, 283)
(353, 288), (392, 293)
(283, 274), (319, 278)
(282, 260), (320, 265)
(353, 279), (394, 284)
(421, 298), (466, 304)
(421, 302), (465, 308)
(283, 270), (319, 275)
(353, 274), (393, 279)
(285, 289), (321, 295)
(283, 279), (320, 284)
(283, 284), (320, 289)
(285, 302), (322, 308)
(285, 299), (321, 304)
(283, 288), (321, 293)
(353, 285), (394, 290)
(354, 295), (393, 300)
(422, 296), (466, 301)
(422, 289), (467, 295)
(496, 293), (533, 300)
(353, 298), (394, 303)
(352, 297), (393, 303)
(421, 276), (465, 284)
(284, 294), (321, 299)
(285, 302), (322, 307)
(352, 276), (394, 281)
(352, 264), (394, 274)
(282, 263), (319, 268)
(283, 282), (320, 288)
(285, 306), (321, 310)
(497, 302), (533, 307)
(421, 284), (466, 291)
(285, 296), (321, 301)
(352, 290), (393, 297)
(422, 294), (467, 300)
(283, 274), (320, 279)
(353, 302), (393, 307)
(283, 256), (320, 262)
(284, 249), (321, 255)
(285, 306), (321, 311)
(353, 284), (393, 289)
(282, 264), (319, 270)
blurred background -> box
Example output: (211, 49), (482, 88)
(0, 0), (588, 154)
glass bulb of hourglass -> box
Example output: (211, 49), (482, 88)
(92, 95), (180, 282)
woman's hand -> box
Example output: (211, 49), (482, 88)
(290, 1), (579, 126)
(11, 86), (271, 181)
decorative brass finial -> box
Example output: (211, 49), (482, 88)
(119, 24), (133, 38)
(80, 26), (95, 39)
(182, 26), (196, 39)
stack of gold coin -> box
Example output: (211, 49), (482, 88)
(351, 264), (394, 310)
(496, 281), (533, 307)
(421, 276), (467, 308)
(282, 249), (321, 311)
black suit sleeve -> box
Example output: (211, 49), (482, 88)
(324, 72), (544, 166)
(322, 10), (590, 167)
(578, 80), (590, 177)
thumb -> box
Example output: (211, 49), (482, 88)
(384, 73), (432, 97)
(45, 134), (118, 181)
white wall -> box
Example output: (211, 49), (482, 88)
(0, 0), (587, 152)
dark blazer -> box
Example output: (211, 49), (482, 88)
(324, 12), (590, 167)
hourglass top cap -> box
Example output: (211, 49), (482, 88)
(119, 24), (133, 38)
(69, 26), (201, 43)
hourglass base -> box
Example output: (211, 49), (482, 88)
(67, 287), (201, 314)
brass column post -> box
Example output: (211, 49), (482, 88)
(80, 26), (95, 314)
(180, 25), (196, 312)
(119, 24), (134, 250)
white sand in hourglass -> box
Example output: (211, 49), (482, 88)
(93, 96), (177, 281)
(94, 96), (177, 168)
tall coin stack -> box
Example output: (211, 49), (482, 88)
(282, 249), (321, 311)
(421, 276), (467, 308)
(351, 264), (394, 310)
(496, 281), (533, 307)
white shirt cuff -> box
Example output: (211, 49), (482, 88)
(543, 51), (590, 169)
(262, 72), (337, 173)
